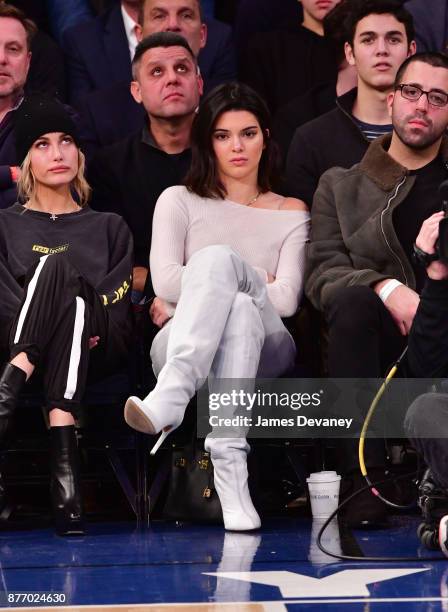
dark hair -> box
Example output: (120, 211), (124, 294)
(346, 0), (414, 47)
(323, 0), (352, 67)
(394, 52), (448, 88)
(185, 82), (281, 199)
(0, 2), (37, 50)
(138, 0), (204, 26)
(132, 31), (196, 79)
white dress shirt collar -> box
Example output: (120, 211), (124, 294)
(121, 4), (139, 60)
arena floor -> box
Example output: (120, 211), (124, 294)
(0, 515), (447, 611)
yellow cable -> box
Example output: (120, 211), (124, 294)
(358, 364), (398, 477)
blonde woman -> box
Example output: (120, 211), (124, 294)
(0, 94), (133, 535)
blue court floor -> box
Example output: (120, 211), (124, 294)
(0, 515), (448, 610)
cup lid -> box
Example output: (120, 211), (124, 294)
(306, 471), (341, 483)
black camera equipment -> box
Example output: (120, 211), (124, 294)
(437, 179), (448, 263)
(413, 179), (448, 266)
(417, 469), (448, 550)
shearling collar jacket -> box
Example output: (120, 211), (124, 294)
(305, 134), (448, 312)
(360, 132), (448, 191)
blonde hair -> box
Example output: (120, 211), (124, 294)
(17, 148), (91, 207)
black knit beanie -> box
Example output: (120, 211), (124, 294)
(14, 94), (80, 165)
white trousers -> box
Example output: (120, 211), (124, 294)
(150, 245), (296, 457)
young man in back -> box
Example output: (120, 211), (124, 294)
(286, 0), (415, 207)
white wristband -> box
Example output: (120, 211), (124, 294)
(378, 279), (403, 303)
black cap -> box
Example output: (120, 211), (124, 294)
(14, 94), (79, 165)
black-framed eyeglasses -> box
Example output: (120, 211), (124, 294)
(396, 84), (448, 108)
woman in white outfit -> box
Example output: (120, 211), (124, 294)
(125, 82), (310, 531)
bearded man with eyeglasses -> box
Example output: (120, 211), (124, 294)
(305, 52), (448, 529)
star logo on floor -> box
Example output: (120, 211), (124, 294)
(204, 568), (428, 598)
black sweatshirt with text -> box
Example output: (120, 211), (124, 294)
(0, 204), (133, 333)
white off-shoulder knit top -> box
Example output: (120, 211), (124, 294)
(149, 185), (310, 318)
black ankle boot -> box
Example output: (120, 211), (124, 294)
(50, 425), (85, 536)
(0, 363), (26, 418)
(0, 363), (26, 519)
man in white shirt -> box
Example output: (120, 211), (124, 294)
(121, 0), (140, 58)
(63, 0), (235, 109)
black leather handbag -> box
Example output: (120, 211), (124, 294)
(163, 433), (223, 523)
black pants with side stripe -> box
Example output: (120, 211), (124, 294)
(4, 254), (130, 418)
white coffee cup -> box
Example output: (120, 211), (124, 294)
(306, 471), (341, 519)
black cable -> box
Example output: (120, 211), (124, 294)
(361, 459), (416, 511)
(316, 469), (448, 562)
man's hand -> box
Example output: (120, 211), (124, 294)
(416, 211), (448, 281)
(150, 297), (171, 328)
(132, 266), (148, 293)
(374, 280), (419, 335)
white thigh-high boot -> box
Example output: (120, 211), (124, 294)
(208, 438), (261, 531)
(124, 246), (267, 454)
(206, 292), (265, 531)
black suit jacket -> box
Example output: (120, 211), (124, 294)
(63, 2), (132, 108)
(198, 18), (237, 94)
(405, 0), (448, 52)
(63, 2), (237, 108)
(27, 30), (67, 101)
(234, 0), (300, 62)
(78, 82), (144, 161)
(242, 25), (337, 114)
